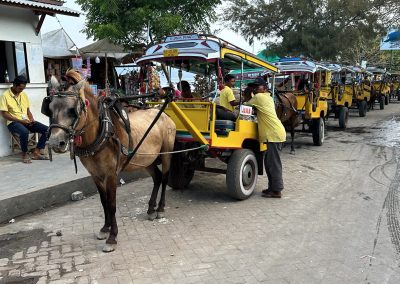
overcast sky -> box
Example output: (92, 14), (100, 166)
(41, 0), (265, 54)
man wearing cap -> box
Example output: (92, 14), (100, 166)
(246, 77), (286, 198)
(0, 76), (49, 163)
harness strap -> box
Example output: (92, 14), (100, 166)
(276, 93), (298, 113)
(74, 98), (114, 157)
(121, 95), (172, 171)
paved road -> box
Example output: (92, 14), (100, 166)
(1, 102), (400, 283)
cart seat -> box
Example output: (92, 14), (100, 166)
(215, 120), (235, 136)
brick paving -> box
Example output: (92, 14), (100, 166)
(1, 105), (400, 283)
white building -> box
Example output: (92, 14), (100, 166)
(0, 0), (79, 157)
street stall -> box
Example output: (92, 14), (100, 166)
(79, 38), (130, 94)
(42, 29), (77, 83)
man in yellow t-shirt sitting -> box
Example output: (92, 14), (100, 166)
(216, 74), (240, 121)
(245, 77), (286, 198)
(0, 76), (49, 163)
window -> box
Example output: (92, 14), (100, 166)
(0, 41), (30, 83)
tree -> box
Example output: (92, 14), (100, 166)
(76, 0), (221, 49)
(193, 74), (216, 97)
(223, 0), (400, 62)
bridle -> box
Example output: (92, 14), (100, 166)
(43, 92), (87, 141)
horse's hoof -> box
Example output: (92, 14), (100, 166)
(102, 244), (115, 253)
(290, 151), (295, 155)
(148, 212), (157, 221)
(96, 231), (108, 240)
(156, 212), (165, 219)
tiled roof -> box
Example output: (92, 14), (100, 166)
(0, 0), (80, 16)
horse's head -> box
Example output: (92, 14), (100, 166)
(43, 70), (89, 153)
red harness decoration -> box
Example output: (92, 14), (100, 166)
(74, 135), (83, 146)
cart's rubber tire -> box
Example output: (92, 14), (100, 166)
(168, 145), (195, 189)
(385, 95), (389, 105)
(226, 149), (258, 200)
(358, 101), (367, 117)
(339, 106), (349, 129)
(380, 96), (384, 110)
(312, 118), (325, 146)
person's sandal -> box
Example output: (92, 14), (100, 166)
(31, 155), (49, 160)
(22, 156), (32, 164)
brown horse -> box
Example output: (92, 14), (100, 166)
(45, 71), (176, 252)
(275, 92), (299, 154)
(243, 87), (299, 154)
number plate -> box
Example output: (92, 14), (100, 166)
(240, 105), (253, 116)
(163, 49), (179, 57)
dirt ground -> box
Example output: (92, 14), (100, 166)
(1, 100), (400, 283)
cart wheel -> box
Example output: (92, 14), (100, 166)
(312, 117), (324, 146)
(385, 95), (389, 105)
(338, 106), (349, 129)
(168, 144), (195, 189)
(380, 96), (384, 110)
(226, 149), (258, 200)
(358, 101), (367, 117)
(397, 93), (400, 101)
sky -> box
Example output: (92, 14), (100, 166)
(41, 0), (265, 54)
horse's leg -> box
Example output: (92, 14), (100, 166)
(290, 123), (295, 155)
(146, 163), (162, 221)
(156, 170), (169, 219)
(103, 175), (118, 253)
(93, 178), (110, 240)
(157, 153), (174, 219)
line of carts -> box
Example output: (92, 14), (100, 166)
(132, 33), (400, 200)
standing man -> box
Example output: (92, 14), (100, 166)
(246, 77), (286, 198)
(217, 74), (240, 120)
(0, 76), (49, 163)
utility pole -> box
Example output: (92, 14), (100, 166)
(390, 50), (393, 71)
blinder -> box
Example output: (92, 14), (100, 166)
(41, 92), (85, 118)
(45, 92), (87, 142)
(41, 96), (52, 117)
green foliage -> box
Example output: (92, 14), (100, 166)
(76, 0), (221, 49)
(224, 0), (400, 62)
(193, 74), (215, 97)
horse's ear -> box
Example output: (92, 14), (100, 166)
(50, 75), (60, 90)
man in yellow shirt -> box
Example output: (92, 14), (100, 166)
(216, 74), (240, 120)
(246, 77), (286, 198)
(0, 76), (49, 163)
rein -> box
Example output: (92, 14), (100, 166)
(121, 93), (172, 171)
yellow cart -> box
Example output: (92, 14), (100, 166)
(137, 34), (279, 200)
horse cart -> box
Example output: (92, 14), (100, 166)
(317, 64), (353, 128)
(388, 72), (400, 101)
(349, 67), (372, 116)
(366, 67), (391, 109)
(273, 58), (328, 146)
(136, 34), (279, 200)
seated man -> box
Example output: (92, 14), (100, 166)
(0, 76), (49, 163)
(216, 74), (239, 121)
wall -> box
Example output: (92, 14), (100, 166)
(0, 6), (47, 157)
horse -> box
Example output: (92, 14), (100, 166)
(275, 92), (299, 154)
(44, 70), (176, 252)
(243, 86), (299, 154)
